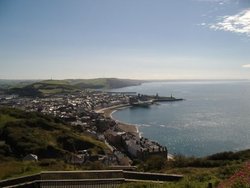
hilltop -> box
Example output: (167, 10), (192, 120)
(3, 78), (143, 96)
(67, 78), (143, 89)
(7, 80), (79, 96)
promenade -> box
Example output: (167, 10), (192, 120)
(95, 104), (139, 135)
(95, 104), (174, 160)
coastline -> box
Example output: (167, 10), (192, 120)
(95, 104), (174, 160)
(95, 104), (139, 136)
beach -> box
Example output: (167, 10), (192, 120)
(95, 103), (174, 160)
(95, 104), (139, 135)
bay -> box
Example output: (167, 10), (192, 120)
(111, 80), (250, 157)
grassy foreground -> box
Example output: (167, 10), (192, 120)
(1, 151), (249, 187)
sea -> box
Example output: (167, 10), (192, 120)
(111, 80), (250, 157)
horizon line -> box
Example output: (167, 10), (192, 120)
(0, 78), (249, 81)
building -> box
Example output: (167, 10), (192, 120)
(23, 154), (38, 162)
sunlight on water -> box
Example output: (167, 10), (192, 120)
(112, 81), (250, 156)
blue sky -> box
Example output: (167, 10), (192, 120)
(1, 0), (250, 80)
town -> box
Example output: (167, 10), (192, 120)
(0, 90), (168, 166)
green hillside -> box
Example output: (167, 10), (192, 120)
(0, 80), (38, 90)
(70, 78), (143, 89)
(132, 150), (250, 187)
(0, 107), (109, 178)
(0, 107), (107, 158)
(7, 80), (80, 96)
(6, 78), (143, 96)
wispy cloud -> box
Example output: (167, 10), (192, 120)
(210, 9), (250, 36)
(242, 64), (250, 68)
(195, 0), (232, 4)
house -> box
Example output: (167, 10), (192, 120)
(23, 154), (38, 162)
(104, 130), (125, 147)
(68, 154), (85, 164)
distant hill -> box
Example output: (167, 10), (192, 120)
(69, 78), (143, 89)
(0, 107), (107, 159)
(0, 80), (38, 90)
(6, 78), (144, 96)
(8, 80), (80, 96)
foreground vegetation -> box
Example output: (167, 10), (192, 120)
(131, 150), (250, 187)
(119, 181), (211, 188)
(0, 107), (109, 179)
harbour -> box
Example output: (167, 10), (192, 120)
(111, 80), (250, 157)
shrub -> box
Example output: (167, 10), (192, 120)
(142, 155), (167, 171)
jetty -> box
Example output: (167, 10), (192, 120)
(153, 95), (184, 102)
(129, 93), (183, 107)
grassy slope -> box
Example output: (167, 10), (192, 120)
(0, 107), (108, 179)
(132, 150), (250, 187)
(0, 80), (39, 90)
(6, 78), (143, 96)
(7, 80), (79, 96)
(69, 78), (143, 89)
(118, 150), (250, 187)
